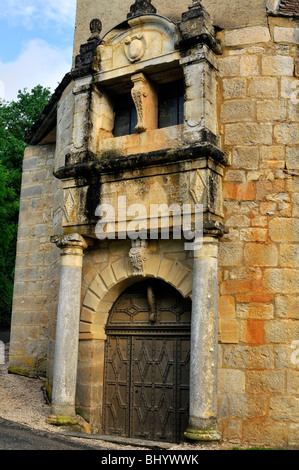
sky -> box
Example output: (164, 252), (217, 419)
(0, 0), (77, 102)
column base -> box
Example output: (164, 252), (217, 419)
(184, 417), (221, 442)
(46, 413), (78, 426)
(47, 405), (78, 426)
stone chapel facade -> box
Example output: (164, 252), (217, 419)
(8, 0), (299, 446)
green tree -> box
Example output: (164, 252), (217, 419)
(0, 85), (51, 328)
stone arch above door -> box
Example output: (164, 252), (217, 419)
(80, 251), (193, 341)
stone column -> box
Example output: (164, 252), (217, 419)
(184, 235), (221, 442)
(47, 233), (88, 425)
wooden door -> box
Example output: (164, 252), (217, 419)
(103, 280), (191, 443)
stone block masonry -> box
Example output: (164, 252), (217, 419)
(217, 15), (299, 447)
(9, 144), (56, 377)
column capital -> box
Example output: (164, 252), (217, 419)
(51, 233), (88, 250)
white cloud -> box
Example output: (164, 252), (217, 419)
(0, 39), (72, 101)
(0, 0), (76, 29)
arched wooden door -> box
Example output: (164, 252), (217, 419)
(102, 279), (191, 444)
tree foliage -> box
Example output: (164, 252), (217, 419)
(0, 85), (51, 328)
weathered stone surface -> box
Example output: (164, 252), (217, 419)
(218, 369), (245, 394)
(288, 424), (299, 447)
(240, 228), (268, 242)
(236, 302), (274, 319)
(269, 218), (299, 242)
(218, 56), (240, 77)
(232, 146), (259, 170)
(228, 394), (268, 419)
(219, 242), (243, 266)
(274, 123), (299, 145)
(263, 269), (299, 294)
(280, 244), (299, 268)
(219, 319), (239, 344)
(225, 123), (273, 145)
(246, 370), (285, 394)
(248, 77), (279, 98)
(262, 55), (294, 76)
(224, 182), (255, 200)
(222, 345), (275, 370)
(274, 26), (299, 44)
(219, 296), (235, 318)
(225, 26), (270, 47)
(244, 244), (278, 266)
(222, 78), (246, 99)
(257, 99), (287, 121)
(240, 55), (259, 76)
(242, 421), (287, 447)
(275, 295), (299, 319)
(269, 396), (299, 422)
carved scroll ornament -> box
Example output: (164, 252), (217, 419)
(131, 73), (149, 133)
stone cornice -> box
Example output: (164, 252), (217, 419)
(54, 141), (228, 180)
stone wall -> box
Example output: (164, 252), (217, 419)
(216, 16), (299, 447)
(9, 144), (56, 377)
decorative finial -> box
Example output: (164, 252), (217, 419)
(188, 0), (203, 11)
(127, 0), (157, 19)
(190, 0), (201, 7)
(88, 18), (102, 41)
(74, 18), (102, 73)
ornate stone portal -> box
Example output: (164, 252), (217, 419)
(47, 1), (226, 441)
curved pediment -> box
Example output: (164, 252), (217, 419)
(98, 14), (180, 74)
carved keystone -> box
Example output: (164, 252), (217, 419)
(129, 239), (149, 276)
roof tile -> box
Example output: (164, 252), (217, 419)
(279, 0), (299, 14)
